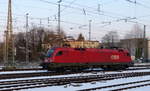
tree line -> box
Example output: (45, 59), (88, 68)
(0, 27), (66, 63)
(0, 24), (145, 63)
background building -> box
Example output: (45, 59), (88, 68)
(120, 38), (148, 60)
(63, 41), (100, 48)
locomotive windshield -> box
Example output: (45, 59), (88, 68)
(46, 48), (55, 57)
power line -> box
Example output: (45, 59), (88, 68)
(1, 1), (150, 34)
(1, 0), (138, 26)
(60, 0), (77, 13)
(2, 0), (150, 22)
(1, 11), (150, 28)
(38, 0), (123, 19)
(125, 0), (150, 10)
(63, 0), (126, 18)
(8, 0), (126, 20)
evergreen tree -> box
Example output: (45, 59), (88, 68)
(77, 33), (85, 41)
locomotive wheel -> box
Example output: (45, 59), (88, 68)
(101, 65), (109, 70)
(70, 67), (83, 72)
(55, 68), (65, 72)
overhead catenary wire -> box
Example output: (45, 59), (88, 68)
(1, 0), (148, 26)
(1, 0), (150, 21)
(0, 0), (150, 41)
(38, 0), (124, 19)
(125, 0), (150, 10)
(0, 0), (126, 20)
(36, 0), (150, 32)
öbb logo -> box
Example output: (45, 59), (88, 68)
(111, 55), (120, 60)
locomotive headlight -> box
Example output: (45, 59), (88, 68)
(44, 58), (53, 62)
(49, 58), (53, 62)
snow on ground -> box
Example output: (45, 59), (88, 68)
(1, 66), (150, 91)
(0, 66), (4, 70)
(128, 66), (150, 68)
(0, 70), (47, 75)
(126, 86), (150, 91)
(134, 63), (150, 66)
(21, 75), (150, 91)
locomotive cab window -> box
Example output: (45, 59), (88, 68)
(56, 51), (63, 56)
(46, 48), (55, 57)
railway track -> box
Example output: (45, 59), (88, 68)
(1, 71), (150, 90)
(79, 79), (150, 91)
(0, 63), (149, 72)
(0, 71), (74, 80)
(0, 66), (150, 80)
(0, 67), (150, 80)
(134, 64), (150, 67)
(111, 83), (150, 91)
(0, 68), (43, 72)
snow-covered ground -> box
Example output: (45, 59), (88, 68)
(126, 86), (150, 91)
(135, 63), (150, 65)
(1, 65), (150, 91)
(0, 69), (150, 91)
(0, 66), (4, 70)
(21, 75), (150, 91)
(0, 70), (47, 75)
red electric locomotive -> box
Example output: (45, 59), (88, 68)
(41, 47), (133, 71)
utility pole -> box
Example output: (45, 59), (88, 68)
(48, 17), (50, 28)
(12, 34), (15, 65)
(143, 25), (146, 41)
(40, 18), (42, 27)
(143, 25), (147, 59)
(58, 0), (62, 34)
(4, 31), (8, 64)
(112, 35), (114, 47)
(4, 0), (14, 67)
(26, 13), (29, 63)
(89, 20), (92, 41)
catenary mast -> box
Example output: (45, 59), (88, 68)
(4, 0), (14, 66)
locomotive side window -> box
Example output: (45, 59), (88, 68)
(56, 51), (63, 56)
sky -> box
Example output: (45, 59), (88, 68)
(1, 0), (150, 42)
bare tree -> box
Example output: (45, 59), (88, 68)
(123, 24), (145, 59)
(125, 24), (144, 39)
(0, 43), (4, 63)
(101, 31), (120, 48)
(28, 27), (47, 61)
(77, 33), (85, 41)
(7, 26), (67, 62)
(15, 32), (26, 61)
